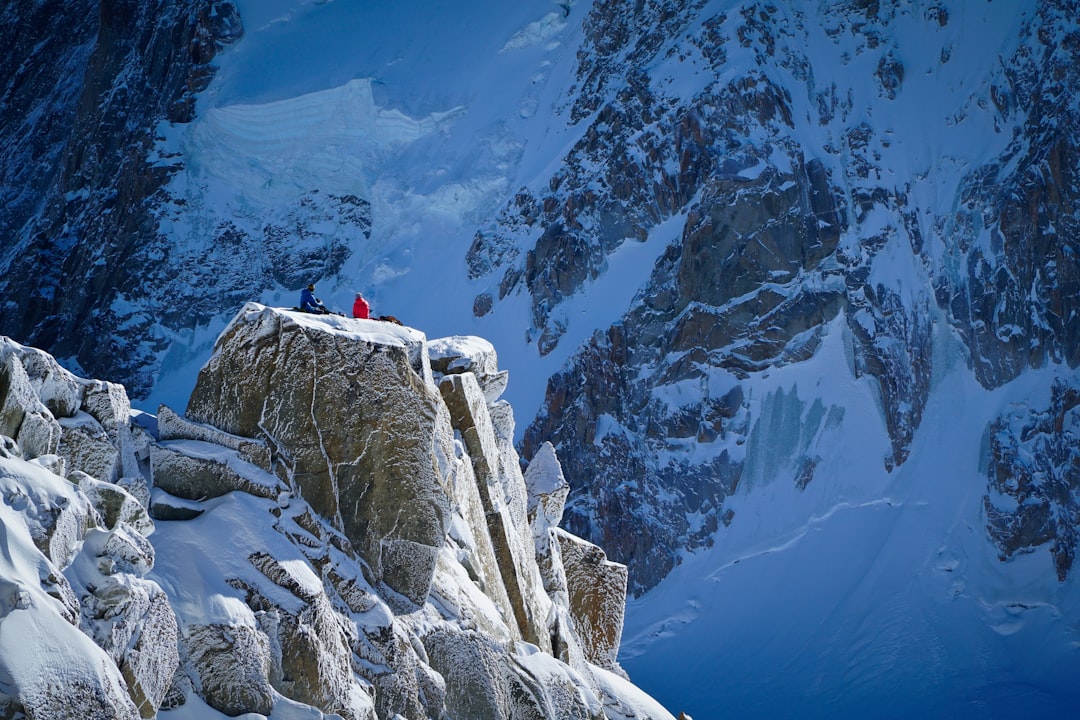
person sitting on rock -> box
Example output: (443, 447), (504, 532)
(300, 284), (330, 314)
(352, 292), (370, 319)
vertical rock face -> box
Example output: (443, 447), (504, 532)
(186, 304), (451, 608)
(985, 379), (1080, 581)
(1, 1), (371, 400)
(0, 0), (243, 396)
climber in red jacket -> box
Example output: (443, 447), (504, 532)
(352, 292), (370, 319)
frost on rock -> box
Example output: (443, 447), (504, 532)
(0, 457), (160, 720)
(185, 622), (275, 716)
(438, 371), (554, 653)
(186, 304), (450, 608)
(985, 378), (1080, 580)
(556, 529), (628, 673)
(429, 334), (510, 404)
(1, 319), (673, 719)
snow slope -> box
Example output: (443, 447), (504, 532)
(620, 320), (1080, 718)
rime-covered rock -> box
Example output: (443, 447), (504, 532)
(186, 304), (452, 607)
(0, 456), (142, 720)
(0, 323), (672, 720)
(71, 526), (178, 718)
(429, 335), (510, 404)
(73, 471), (154, 536)
(243, 553), (376, 720)
(186, 622), (275, 716)
(525, 442), (572, 606)
(157, 403), (272, 471)
(150, 439), (283, 501)
(59, 411), (122, 482)
(556, 530), (628, 672)
(439, 371), (553, 652)
(0, 351), (46, 446)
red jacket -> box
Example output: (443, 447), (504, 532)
(353, 296), (370, 319)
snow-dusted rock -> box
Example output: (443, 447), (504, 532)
(244, 552), (376, 720)
(985, 378), (1080, 580)
(0, 456), (143, 720)
(186, 304), (451, 607)
(337, 569), (447, 720)
(1, 325), (672, 719)
(556, 529), (628, 672)
(186, 622), (275, 716)
(157, 403), (272, 472)
(0, 351), (47, 445)
(423, 627), (603, 720)
(439, 371), (553, 652)
(71, 526), (178, 718)
(526, 442), (571, 535)
(73, 470), (153, 535)
(58, 411), (121, 482)
(429, 335), (510, 404)
(525, 443), (573, 608)
(12, 344), (83, 418)
(16, 408), (61, 459)
(150, 439), (284, 502)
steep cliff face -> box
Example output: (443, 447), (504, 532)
(0, 310), (669, 720)
(0, 0), (245, 394)
(472, 0), (1080, 594)
(985, 378), (1080, 581)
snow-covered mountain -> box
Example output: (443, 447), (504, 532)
(3, 0), (1079, 717)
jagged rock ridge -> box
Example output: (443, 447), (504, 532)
(466, 0), (1080, 594)
(0, 307), (671, 720)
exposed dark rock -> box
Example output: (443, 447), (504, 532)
(985, 379), (1080, 581)
(0, 1), (244, 397)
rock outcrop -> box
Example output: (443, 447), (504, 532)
(985, 378), (1080, 581)
(0, 307), (667, 719)
(0, 337), (176, 720)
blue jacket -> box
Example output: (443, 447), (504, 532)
(300, 288), (323, 312)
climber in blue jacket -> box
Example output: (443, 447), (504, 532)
(299, 284), (329, 314)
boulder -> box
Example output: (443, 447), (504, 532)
(73, 471), (153, 536)
(150, 440), (283, 501)
(422, 627), (511, 720)
(555, 529), (628, 671)
(247, 553), (376, 720)
(12, 344), (83, 418)
(16, 409), (61, 459)
(157, 404), (271, 472)
(0, 352), (46, 445)
(186, 622), (274, 717)
(59, 411), (121, 482)
(429, 335), (510, 404)
(148, 487), (204, 521)
(185, 304), (452, 607)
(81, 380), (140, 479)
(76, 527), (178, 718)
(423, 627), (602, 720)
